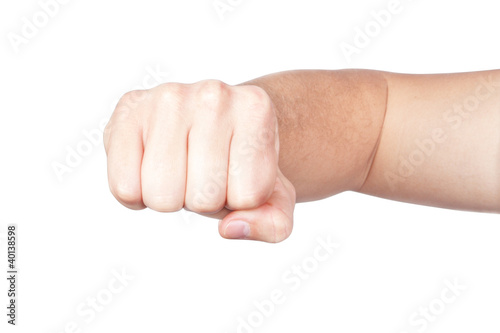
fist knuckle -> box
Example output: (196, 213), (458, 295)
(143, 194), (183, 213)
(156, 82), (184, 103)
(113, 184), (141, 206)
(230, 190), (266, 209)
(188, 190), (225, 213)
(189, 200), (224, 214)
(119, 90), (148, 108)
(113, 90), (149, 125)
(245, 85), (270, 102)
(148, 83), (191, 129)
(197, 80), (229, 110)
(241, 85), (272, 112)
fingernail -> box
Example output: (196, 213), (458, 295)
(224, 220), (250, 239)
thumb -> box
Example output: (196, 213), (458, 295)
(218, 169), (296, 243)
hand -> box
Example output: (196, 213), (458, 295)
(104, 80), (296, 242)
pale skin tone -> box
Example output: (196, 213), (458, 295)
(104, 69), (500, 243)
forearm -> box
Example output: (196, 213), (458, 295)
(246, 69), (500, 213)
(244, 69), (388, 202)
(361, 70), (500, 213)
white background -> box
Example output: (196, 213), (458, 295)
(1, 0), (499, 332)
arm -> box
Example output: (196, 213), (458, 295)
(104, 69), (500, 245)
(360, 70), (500, 212)
(247, 69), (500, 212)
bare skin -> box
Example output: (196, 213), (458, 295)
(104, 69), (500, 243)
(361, 70), (500, 212)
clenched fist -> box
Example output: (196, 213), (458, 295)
(104, 80), (296, 243)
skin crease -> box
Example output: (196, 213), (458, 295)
(104, 69), (500, 243)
